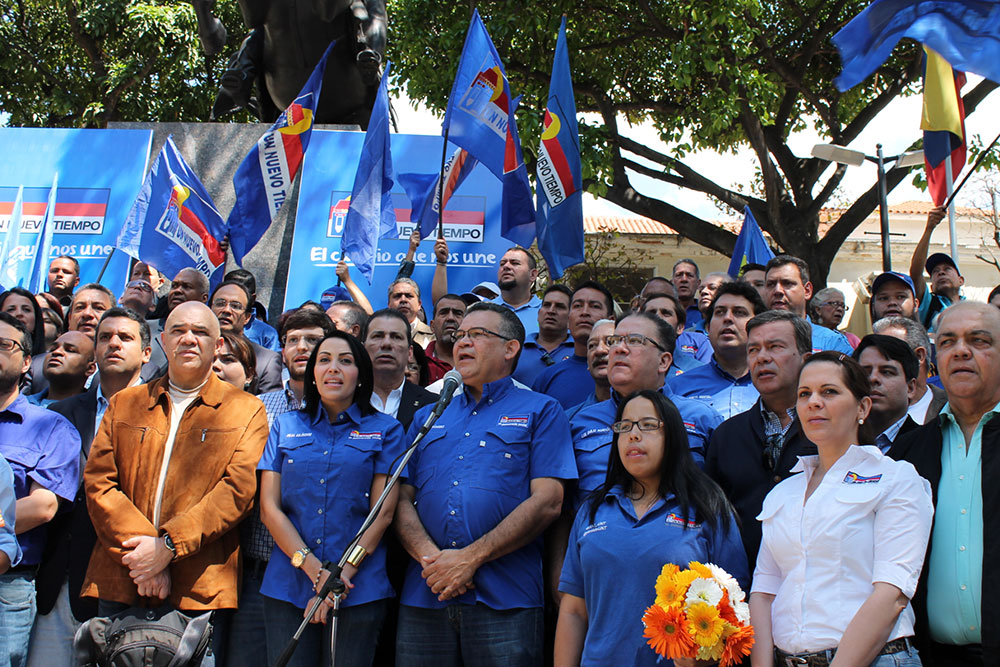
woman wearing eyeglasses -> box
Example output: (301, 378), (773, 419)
(810, 287), (860, 348)
(749, 352), (933, 667)
(258, 330), (406, 667)
(555, 389), (748, 666)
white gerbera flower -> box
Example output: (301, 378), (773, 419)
(707, 562), (745, 603)
(685, 577), (723, 607)
(734, 600), (751, 625)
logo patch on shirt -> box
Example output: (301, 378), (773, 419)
(665, 512), (699, 528)
(683, 421), (697, 432)
(497, 415), (529, 427)
(843, 471), (882, 484)
(349, 430), (382, 440)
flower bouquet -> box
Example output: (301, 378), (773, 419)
(642, 561), (754, 665)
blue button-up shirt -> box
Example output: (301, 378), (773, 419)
(244, 315), (280, 352)
(926, 403), (995, 644)
(512, 333), (574, 387)
(401, 377), (577, 610)
(257, 403), (405, 608)
(531, 355), (594, 410)
(685, 304), (704, 332)
(560, 486), (748, 666)
(0, 452), (22, 568)
(0, 394), (81, 565)
(492, 295), (543, 337)
(677, 330), (712, 362)
(569, 385), (722, 509)
(675, 357), (759, 420)
(809, 318), (854, 354)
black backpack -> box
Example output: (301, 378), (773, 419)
(74, 606), (214, 667)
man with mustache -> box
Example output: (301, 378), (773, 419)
(513, 284), (573, 387)
(387, 278), (435, 348)
(532, 281), (615, 410)
(492, 246), (543, 336)
(208, 280), (283, 394)
(27, 331), (95, 406)
(677, 282), (765, 419)
(566, 319), (614, 420)
(853, 334), (920, 453)
(424, 294), (467, 384)
(704, 309), (814, 573)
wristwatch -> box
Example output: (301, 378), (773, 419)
(291, 547), (312, 569)
(162, 533), (177, 560)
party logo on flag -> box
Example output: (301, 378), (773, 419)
(460, 64), (511, 142)
(155, 185), (226, 274)
(327, 191), (485, 242)
(0, 187), (109, 235)
(536, 108), (578, 207)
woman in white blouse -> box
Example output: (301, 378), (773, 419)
(749, 351), (933, 667)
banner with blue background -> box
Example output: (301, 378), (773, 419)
(286, 131), (509, 317)
(0, 128), (151, 292)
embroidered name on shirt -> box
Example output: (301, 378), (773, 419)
(665, 512), (699, 528)
(287, 432), (312, 438)
(579, 427), (610, 439)
(349, 430), (382, 440)
(497, 415), (529, 427)
(843, 471), (882, 484)
(582, 521), (607, 537)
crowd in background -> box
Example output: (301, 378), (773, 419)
(0, 204), (997, 666)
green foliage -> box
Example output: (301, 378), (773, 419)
(0, 0), (252, 127)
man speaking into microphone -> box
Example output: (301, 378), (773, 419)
(393, 302), (577, 666)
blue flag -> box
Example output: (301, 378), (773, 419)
(443, 9), (536, 247)
(727, 207), (775, 278)
(833, 0), (1000, 91)
(535, 17), (584, 279)
(117, 136), (227, 286)
(227, 41), (335, 264)
(27, 173), (58, 294)
(0, 186), (24, 288)
(398, 147), (479, 240)
(341, 63), (397, 285)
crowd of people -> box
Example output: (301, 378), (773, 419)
(0, 203), (997, 666)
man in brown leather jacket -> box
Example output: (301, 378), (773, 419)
(83, 301), (269, 661)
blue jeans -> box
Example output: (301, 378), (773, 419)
(224, 565), (268, 666)
(870, 645), (922, 667)
(0, 572), (36, 667)
(263, 595), (388, 667)
(396, 604), (543, 667)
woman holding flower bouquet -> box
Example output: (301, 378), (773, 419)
(555, 389), (749, 666)
(750, 352), (933, 666)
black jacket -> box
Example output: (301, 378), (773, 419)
(37, 385), (100, 621)
(889, 417), (1000, 665)
(396, 380), (437, 431)
(704, 399), (815, 574)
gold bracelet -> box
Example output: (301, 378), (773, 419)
(346, 545), (368, 568)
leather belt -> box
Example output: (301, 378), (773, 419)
(775, 637), (912, 667)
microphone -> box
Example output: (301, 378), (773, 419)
(431, 369), (463, 420)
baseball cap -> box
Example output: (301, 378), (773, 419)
(925, 253), (960, 275)
(871, 271), (916, 297)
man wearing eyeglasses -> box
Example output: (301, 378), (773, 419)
(0, 313), (82, 666)
(568, 312), (722, 512)
(704, 309), (814, 574)
(119, 278), (156, 317)
(208, 280), (283, 394)
(393, 302), (576, 666)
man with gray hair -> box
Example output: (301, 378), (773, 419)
(393, 301), (576, 665)
(325, 300), (368, 339)
(704, 309), (815, 572)
(874, 316), (947, 424)
(388, 277), (434, 347)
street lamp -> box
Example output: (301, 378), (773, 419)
(811, 143), (924, 271)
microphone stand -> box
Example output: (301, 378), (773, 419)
(273, 400), (453, 667)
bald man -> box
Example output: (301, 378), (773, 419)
(27, 331), (95, 406)
(83, 302), (268, 661)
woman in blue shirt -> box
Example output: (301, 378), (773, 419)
(555, 389), (748, 667)
(259, 330), (406, 667)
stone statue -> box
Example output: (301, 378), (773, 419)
(190, 0), (386, 128)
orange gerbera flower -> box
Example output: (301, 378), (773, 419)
(688, 561), (714, 579)
(718, 589), (739, 625)
(686, 602), (725, 647)
(720, 623), (755, 667)
(643, 604), (697, 659)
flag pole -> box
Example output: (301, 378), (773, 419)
(96, 247), (116, 284)
(942, 129), (1000, 210)
(437, 128), (450, 239)
(944, 155), (958, 259)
